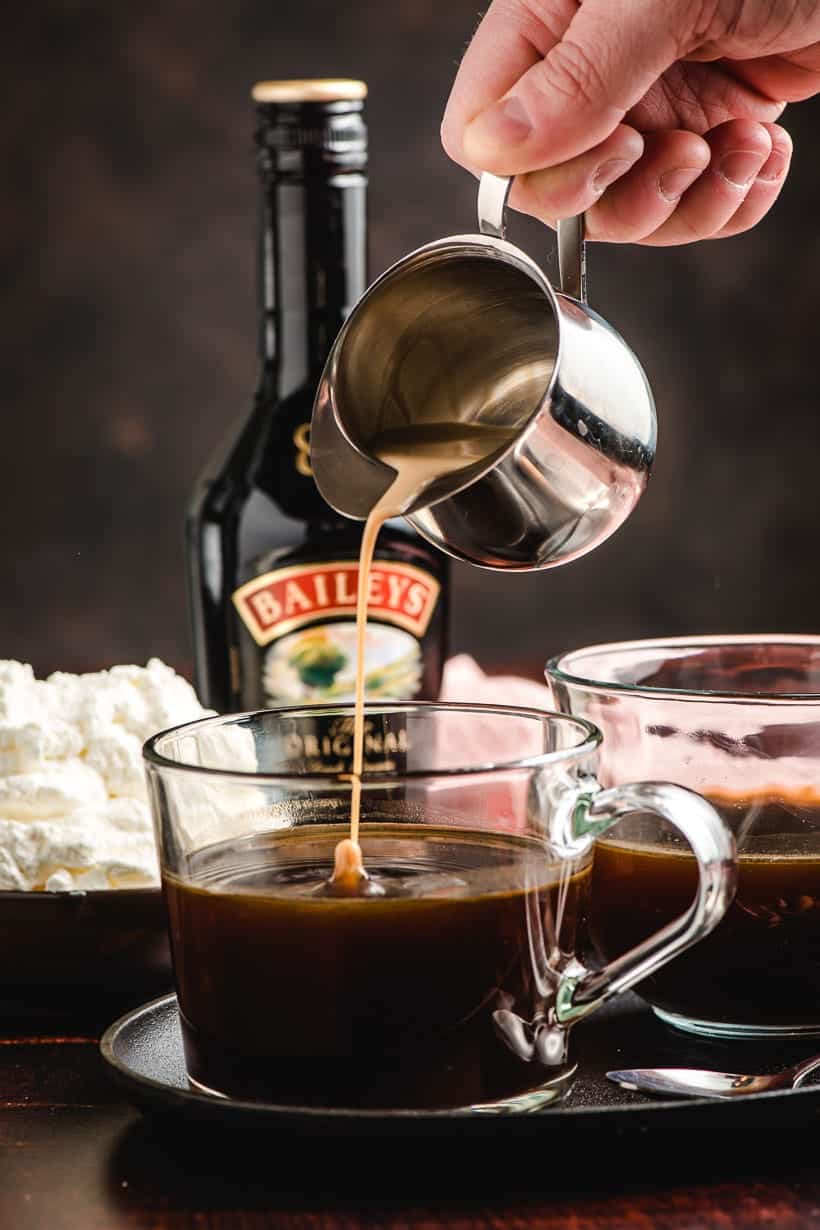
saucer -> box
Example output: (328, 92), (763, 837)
(100, 993), (820, 1146)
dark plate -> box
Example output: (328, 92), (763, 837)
(0, 889), (172, 1025)
(100, 992), (820, 1151)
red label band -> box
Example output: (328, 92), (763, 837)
(232, 561), (440, 646)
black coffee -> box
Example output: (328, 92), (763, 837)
(164, 824), (590, 1109)
(592, 798), (820, 1028)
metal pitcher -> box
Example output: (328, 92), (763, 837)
(310, 174), (656, 570)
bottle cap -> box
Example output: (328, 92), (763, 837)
(251, 80), (367, 104)
(253, 78), (367, 160)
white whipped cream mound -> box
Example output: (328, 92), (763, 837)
(0, 659), (211, 892)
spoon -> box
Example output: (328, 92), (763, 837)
(607, 1054), (820, 1099)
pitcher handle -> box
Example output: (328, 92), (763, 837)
(477, 172), (587, 303)
(554, 782), (737, 1025)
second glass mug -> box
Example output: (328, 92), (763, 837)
(548, 635), (820, 1039)
(144, 703), (735, 1114)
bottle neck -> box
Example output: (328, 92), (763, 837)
(257, 143), (367, 400)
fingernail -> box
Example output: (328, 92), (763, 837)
(718, 150), (766, 188)
(591, 159), (633, 195)
(465, 95), (532, 156)
(757, 148), (789, 182)
(658, 166), (703, 202)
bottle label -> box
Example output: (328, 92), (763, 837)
(232, 562), (440, 705)
(279, 714), (409, 774)
(292, 422), (312, 476)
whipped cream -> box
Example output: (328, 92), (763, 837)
(0, 659), (211, 891)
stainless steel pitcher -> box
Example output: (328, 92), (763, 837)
(310, 174), (656, 570)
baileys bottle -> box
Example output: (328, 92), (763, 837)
(186, 79), (448, 713)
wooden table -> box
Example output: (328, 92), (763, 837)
(2, 1003), (819, 1230)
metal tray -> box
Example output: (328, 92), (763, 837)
(100, 992), (820, 1155)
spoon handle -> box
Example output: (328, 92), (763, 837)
(792, 1054), (820, 1088)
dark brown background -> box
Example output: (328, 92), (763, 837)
(4, 1), (820, 681)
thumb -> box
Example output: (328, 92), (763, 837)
(464, 0), (684, 174)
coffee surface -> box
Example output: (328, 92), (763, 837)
(165, 824), (590, 1108)
(592, 797), (820, 1027)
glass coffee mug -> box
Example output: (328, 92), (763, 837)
(548, 635), (820, 1039)
(144, 703), (735, 1113)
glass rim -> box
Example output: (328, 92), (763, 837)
(142, 701), (601, 785)
(547, 633), (820, 703)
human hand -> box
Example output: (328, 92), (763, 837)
(442, 1), (820, 243)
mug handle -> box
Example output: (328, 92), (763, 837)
(477, 171), (587, 302)
(554, 782), (737, 1025)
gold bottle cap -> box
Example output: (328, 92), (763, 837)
(251, 79), (367, 104)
